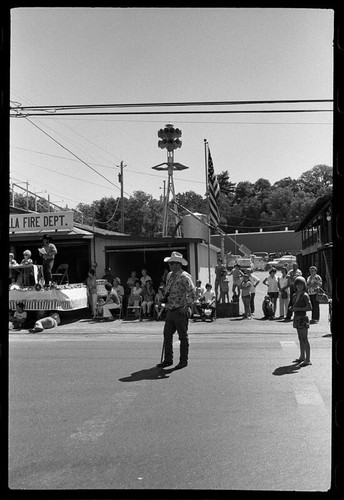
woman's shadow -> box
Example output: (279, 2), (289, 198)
(119, 366), (175, 382)
(272, 363), (301, 376)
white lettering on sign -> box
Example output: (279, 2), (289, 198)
(9, 211), (74, 233)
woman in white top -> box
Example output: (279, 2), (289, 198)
(277, 267), (290, 319)
(263, 267), (279, 317)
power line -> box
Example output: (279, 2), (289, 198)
(11, 146), (206, 186)
(12, 109), (332, 118)
(11, 98), (333, 110)
(39, 116), (332, 125)
(24, 117), (131, 196)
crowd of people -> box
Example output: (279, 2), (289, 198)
(84, 263), (220, 322)
(9, 242), (326, 362)
(9, 247), (327, 369)
(84, 259), (325, 328)
(9, 234), (58, 288)
(214, 259), (324, 325)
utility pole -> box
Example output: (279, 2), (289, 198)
(117, 161), (126, 233)
(26, 181), (29, 211)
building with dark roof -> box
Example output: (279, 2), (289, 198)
(294, 195), (332, 295)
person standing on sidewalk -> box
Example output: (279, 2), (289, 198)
(277, 267), (290, 319)
(240, 273), (252, 319)
(247, 268), (260, 316)
(306, 266), (323, 324)
(85, 268), (98, 318)
(214, 257), (223, 301)
(263, 268), (279, 318)
(157, 252), (195, 370)
(292, 276), (312, 367)
(284, 263), (302, 321)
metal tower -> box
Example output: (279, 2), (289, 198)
(152, 124), (188, 237)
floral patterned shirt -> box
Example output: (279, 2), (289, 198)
(164, 270), (195, 310)
(306, 274), (323, 295)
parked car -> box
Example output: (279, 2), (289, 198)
(265, 255), (297, 271)
(251, 251), (269, 261)
(225, 254), (254, 271)
(275, 255), (297, 269)
(251, 255), (267, 271)
(236, 256), (254, 271)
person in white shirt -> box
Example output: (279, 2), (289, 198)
(192, 279), (206, 316)
(247, 268), (260, 316)
(263, 268), (279, 318)
(278, 267), (290, 319)
(200, 283), (216, 320)
(140, 268), (152, 287)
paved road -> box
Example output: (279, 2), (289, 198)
(9, 320), (331, 491)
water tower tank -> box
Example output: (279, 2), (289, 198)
(182, 213), (209, 241)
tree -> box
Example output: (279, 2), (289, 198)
(217, 170), (236, 198)
(272, 177), (299, 193)
(75, 202), (99, 225)
(233, 181), (255, 203)
(175, 191), (207, 214)
(94, 196), (121, 232)
(12, 192), (50, 212)
(297, 164), (332, 196)
(124, 191), (163, 237)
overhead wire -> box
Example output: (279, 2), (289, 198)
(12, 109), (332, 117)
(24, 117), (131, 197)
(11, 98), (333, 110)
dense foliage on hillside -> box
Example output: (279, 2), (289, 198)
(12, 164), (332, 237)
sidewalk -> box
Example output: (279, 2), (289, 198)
(9, 303), (331, 338)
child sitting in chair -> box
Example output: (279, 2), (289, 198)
(9, 302), (27, 329)
(262, 295), (275, 320)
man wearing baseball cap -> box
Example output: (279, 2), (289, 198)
(157, 251), (195, 370)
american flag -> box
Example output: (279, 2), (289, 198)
(207, 147), (220, 228)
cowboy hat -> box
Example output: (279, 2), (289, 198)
(164, 251), (188, 266)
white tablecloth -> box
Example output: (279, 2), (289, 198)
(9, 286), (88, 311)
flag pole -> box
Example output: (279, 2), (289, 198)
(204, 139), (211, 284)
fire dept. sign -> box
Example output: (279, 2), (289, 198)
(10, 211), (74, 233)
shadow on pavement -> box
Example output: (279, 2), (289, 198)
(272, 364), (301, 376)
(119, 366), (175, 382)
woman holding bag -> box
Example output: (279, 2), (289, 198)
(306, 266), (323, 324)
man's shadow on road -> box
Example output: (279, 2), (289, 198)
(119, 366), (175, 382)
(272, 364), (301, 376)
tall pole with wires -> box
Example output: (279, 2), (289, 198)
(117, 160), (126, 233)
(152, 124), (188, 237)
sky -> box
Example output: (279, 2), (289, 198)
(10, 7), (334, 210)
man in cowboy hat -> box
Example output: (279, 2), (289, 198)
(157, 251), (195, 370)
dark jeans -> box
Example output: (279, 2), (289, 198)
(309, 294), (320, 321)
(43, 259), (54, 284)
(163, 309), (190, 363)
(250, 292), (255, 314)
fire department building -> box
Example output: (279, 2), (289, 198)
(9, 208), (220, 286)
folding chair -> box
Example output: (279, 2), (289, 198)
(126, 296), (142, 320)
(52, 264), (69, 284)
(109, 297), (122, 319)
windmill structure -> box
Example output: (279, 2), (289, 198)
(152, 124), (188, 237)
